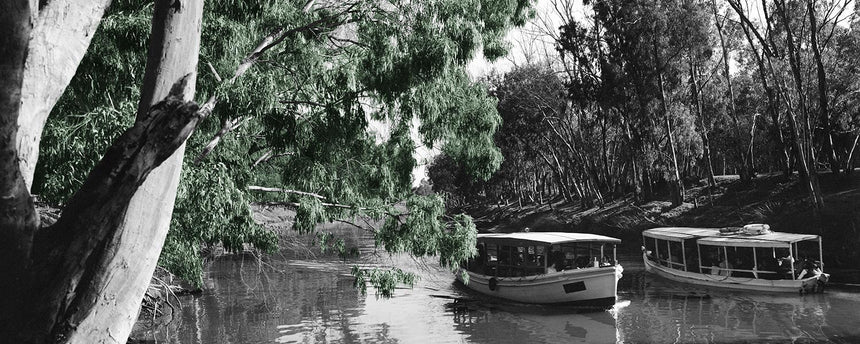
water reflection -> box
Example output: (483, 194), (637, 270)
(133, 251), (860, 344)
(616, 261), (860, 343)
(445, 290), (620, 344)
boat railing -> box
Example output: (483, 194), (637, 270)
(699, 265), (790, 279)
(656, 258), (686, 270)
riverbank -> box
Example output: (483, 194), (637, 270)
(454, 172), (860, 282)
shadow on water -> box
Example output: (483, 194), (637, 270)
(132, 249), (860, 344)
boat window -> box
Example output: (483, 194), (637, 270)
(698, 244), (800, 279)
(644, 237), (657, 262)
(486, 245), (498, 263)
(683, 239), (699, 273)
(466, 243), (487, 273)
(753, 247), (784, 280)
(555, 242), (605, 269)
(698, 244), (730, 276)
(796, 240), (822, 266)
(598, 243), (616, 266)
(482, 245), (498, 276)
(494, 245), (545, 277)
(667, 241), (684, 270)
(728, 247), (756, 278)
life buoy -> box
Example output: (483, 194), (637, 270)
(719, 227), (742, 236)
(743, 223), (771, 235)
(488, 277), (498, 291)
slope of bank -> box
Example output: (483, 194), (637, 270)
(454, 172), (860, 282)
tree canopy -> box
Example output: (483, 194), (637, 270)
(431, 0), (859, 213)
(0, 0), (534, 342)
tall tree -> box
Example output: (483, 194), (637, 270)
(0, 0), (534, 342)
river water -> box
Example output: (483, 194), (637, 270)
(133, 238), (860, 344)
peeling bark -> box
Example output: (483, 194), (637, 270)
(17, 0), (113, 189)
(0, 2), (41, 338)
(63, 1), (204, 342)
(1, 0), (205, 342)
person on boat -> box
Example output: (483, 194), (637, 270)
(545, 249), (564, 273)
(775, 252), (795, 279)
(710, 263), (720, 275)
(641, 246), (656, 262)
(718, 258), (733, 277)
(797, 259), (822, 280)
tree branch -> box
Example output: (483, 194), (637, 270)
(192, 2), (358, 165)
(247, 185), (328, 200)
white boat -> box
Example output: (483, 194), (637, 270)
(641, 225), (830, 294)
(457, 232), (623, 305)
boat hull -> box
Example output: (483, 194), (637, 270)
(456, 265), (622, 304)
(642, 253), (827, 294)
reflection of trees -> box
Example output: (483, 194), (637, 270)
(618, 275), (834, 343)
(136, 254), (366, 343)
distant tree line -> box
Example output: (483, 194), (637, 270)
(430, 0), (859, 210)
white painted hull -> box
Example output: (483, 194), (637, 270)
(456, 265), (622, 304)
(642, 253), (827, 294)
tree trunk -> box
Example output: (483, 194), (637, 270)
(807, 0), (839, 175)
(0, 3), (41, 339)
(689, 60), (716, 187)
(846, 130), (860, 174)
(654, 39), (683, 206)
(775, 0), (824, 209)
(16, 0), (113, 189)
(64, 1), (203, 342)
(712, 0), (752, 181)
(730, 0), (792, 178)
(0, 1), (205, 342)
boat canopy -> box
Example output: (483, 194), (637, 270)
(697, 233), (820, 248)
(643, 227), (720, 240)
(477, 232), (621, 246)
(643, 227), (819, 248)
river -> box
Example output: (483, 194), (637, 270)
(132, 235), (860, 343)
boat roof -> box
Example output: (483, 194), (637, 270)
(477, 232), (621, 246)
(643, 227), (819, 247)
(642, 227), (721, 241)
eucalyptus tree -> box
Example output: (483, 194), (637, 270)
(492, 64), (575, 204)
(0, 0), (533, 342)
(554, 0), (712, 205)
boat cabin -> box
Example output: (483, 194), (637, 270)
(466, 232), (621, 278)
(642, 227), (824, 280)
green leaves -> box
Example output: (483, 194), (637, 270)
(352, 267), (416, 298)
(39, 0), (531, 292)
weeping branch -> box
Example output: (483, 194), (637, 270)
(247, 185), (328, 200)
(192, 1), (360, 165)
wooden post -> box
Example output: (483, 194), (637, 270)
(667, 240), (673, 268)
(818, 237), (824, 272)
(681, 240), (687, 271)
(752, 247), (758, 278)
(789, 244), (795, 280)
(600, 244), (605, 266)
(697, 243), (703, 272)
(613, 244), (617, 266)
